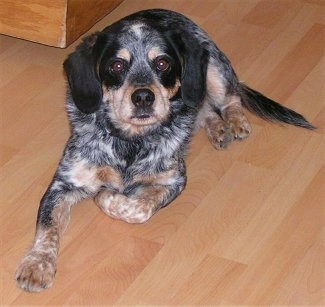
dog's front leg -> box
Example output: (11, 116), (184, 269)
(95, 168), (186, 224)
(15, 156), (104, 292)
(15, 181), (86, 292)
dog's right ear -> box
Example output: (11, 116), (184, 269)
(63, 33), (107, 114)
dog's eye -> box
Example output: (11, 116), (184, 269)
(156, 58), (170, 72)
(110, 59), (126, 74)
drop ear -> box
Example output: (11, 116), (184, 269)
(165, 30), (209, 108)
(63, 33), (106, 114)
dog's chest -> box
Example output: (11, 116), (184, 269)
(110, 138), (172, 174)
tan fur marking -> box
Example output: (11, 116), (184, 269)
(206, 64), (226, 107)
(52, 202), (71, 237)
(70, 160), (102, 192)
(136, 186), (169, 205)
(148, 47), (164, 61)
(97, 166), (123, 190)
(70, 161), (123, 192)
(166, 79), (181, 100)
(197, 63), (227, 130)
(116, 48), (131, 62)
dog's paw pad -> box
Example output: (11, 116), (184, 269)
(15, 252), (56, 292)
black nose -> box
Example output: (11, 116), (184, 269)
(131, 89), (155, 107)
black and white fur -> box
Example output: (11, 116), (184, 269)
(16, 9), (314, 292)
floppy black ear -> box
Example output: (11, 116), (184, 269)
(63, 33), (106, 114)
(166, 30), (209, 108)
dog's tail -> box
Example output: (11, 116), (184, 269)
(240, 83), (315, 130)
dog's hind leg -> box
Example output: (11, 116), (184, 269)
(220, 95), (252, 141)
(197, 102), (233, 149)
(201, 64), (251, 149)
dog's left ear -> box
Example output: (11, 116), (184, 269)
(165, 29), (209, 108)
(63, 33), (107, 114)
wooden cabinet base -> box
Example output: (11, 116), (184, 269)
(0, 0), (123, 48)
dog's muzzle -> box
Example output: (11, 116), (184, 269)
(130, 88), (159, 123)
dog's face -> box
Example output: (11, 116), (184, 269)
(64, 19), (209, 138)
(99, 23), (182, 136)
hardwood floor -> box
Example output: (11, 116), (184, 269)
(1, 0), (324, 305)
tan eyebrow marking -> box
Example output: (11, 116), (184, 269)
(116, 48), (131, 62)
(148, 47), (164, 61)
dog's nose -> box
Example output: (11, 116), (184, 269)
(131, 89), (155, 107)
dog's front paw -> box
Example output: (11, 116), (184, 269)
(15, 251), (56, 292)
(95, 190), (155, 223)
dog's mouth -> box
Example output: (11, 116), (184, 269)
(129, 107), (160, 126)
(130, 113), (158, 126)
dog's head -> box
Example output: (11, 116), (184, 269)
(64, 17), (209, 137)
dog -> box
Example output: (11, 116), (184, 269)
(15, 9), (314, 292)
